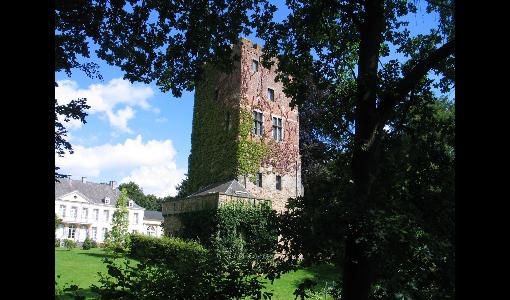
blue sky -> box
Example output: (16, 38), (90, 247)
(55, 0), (448, 197)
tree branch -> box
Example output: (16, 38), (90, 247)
(378, 39), (455, 124)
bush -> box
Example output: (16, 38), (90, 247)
(55, 238), (61, 248)
(94, 213), (275, 299)
(91, 239), (98, 248)
(64, 239), (77, 251)
(82, 237), (94, 250)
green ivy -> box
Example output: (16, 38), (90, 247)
(237, 109), (269, 183)
(187, 66), (269, 193)
(178, 202), (278, 267)
(188, 65), (240, 193)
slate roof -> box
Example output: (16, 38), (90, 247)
(55, 179), (144, 209)
(187, 179), (255, 199)
(144, 210), (163, 221)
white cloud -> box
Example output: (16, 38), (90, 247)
(56, 135), (186, 197)
(55, 78), (155, 132)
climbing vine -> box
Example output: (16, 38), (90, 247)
(237, 109), (269, 182)
(177, 202), (278, 269)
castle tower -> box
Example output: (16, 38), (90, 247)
(186, 38), (303, 212)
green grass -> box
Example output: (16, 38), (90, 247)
(264, 264), (341, 300)
(55, 247), (114, 299)
(55, 248), (341, 299)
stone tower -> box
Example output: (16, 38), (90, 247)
(186, 38), (302, 212)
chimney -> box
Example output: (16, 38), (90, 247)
(81, 177), (87, 183)
(109, 181), (117, 189)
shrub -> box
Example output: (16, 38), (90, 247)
(55, 238), (61, 248)
(64, 239), (77, 250)
(91, 239), (98, 248)
(94, 210), (275, 299)
(82, 237), (93, 250)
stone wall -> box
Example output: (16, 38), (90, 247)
(238, 38), (303, 212)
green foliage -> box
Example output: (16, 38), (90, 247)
(118, 181), (163, 211)
(55, 238), (61, 248)
(95, 233), (273, 299)
(238, 109), (270, 182)
(188, 65), (241, 192)
(55, 215), (62, 230)
(104, 188), (131, 254)
(82, 237), (94, 250)
(64, 239), (77, 251)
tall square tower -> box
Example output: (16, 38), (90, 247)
(187, 38), (302, 212)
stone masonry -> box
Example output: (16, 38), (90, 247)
(174, 38), (303, 217)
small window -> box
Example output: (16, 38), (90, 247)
(134, 213), (139, 225)
(267, 88), (275, 101)
(67, 225), (76, 239)
(256, 172), (262, 187)
(252, 59), (259, 72)
(272, 117), (283, 141)
(103, 210), (109, 222)
(91, 227), (97, 240)
(253, 111), (263, 136)
(128, 200), (133, 208)
(104, 197), (110, 204)
(276, 175), (282, 190)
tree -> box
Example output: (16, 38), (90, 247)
(118, 181), (164, 211)
(105, 188), (131, 253)
(56, 1), (455, 298)
(55, 215), (63, 231)
(256, 1), (454, 298)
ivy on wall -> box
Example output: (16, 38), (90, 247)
(188, 65), (241, 193)
(188, 65), (270, 193)
(177, 202), (278, 270)
(237, 109), (269, 183)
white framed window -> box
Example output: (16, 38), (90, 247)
(104, 197), (110, 204)
(91, 227), (97, 240)
(251, 59), (259, 72)
(59, 205), (66, 217)
(68, 225), (76, 239)
(147, 226), (156, 236)
(253, 111), (263, 136)
(82, 208), (88, 220)
(272, 117), (283, 141)
(134, 213), (139, 225)
(256, 172), (262, 187)
(132, 230), (138, 234)
(276, 175), (282, 190)
(128, 200), (133, 208)
(267, 88), (275, 101)
(103, 210), (109, 222)
(102, 228), (108, 240)
(93, 209), (99, 221)
(70, 207), (78, 220)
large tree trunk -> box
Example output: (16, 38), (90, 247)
(341, 0), (384, 299)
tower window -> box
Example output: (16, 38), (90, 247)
(256, 172), (262, 187)
(252, 59), (259, 72)
(272, 117), (283, 141)
(276, 175), (282, 190)
(267, 88), (275, 101)
(253, 111), (263, 136)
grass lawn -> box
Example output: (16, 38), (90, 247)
(55, 248), (340, 299)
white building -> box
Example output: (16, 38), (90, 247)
(55, 178), (164, 243)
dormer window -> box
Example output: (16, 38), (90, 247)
(128, 200), (133, 208)
(104, 197), (110, 205)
